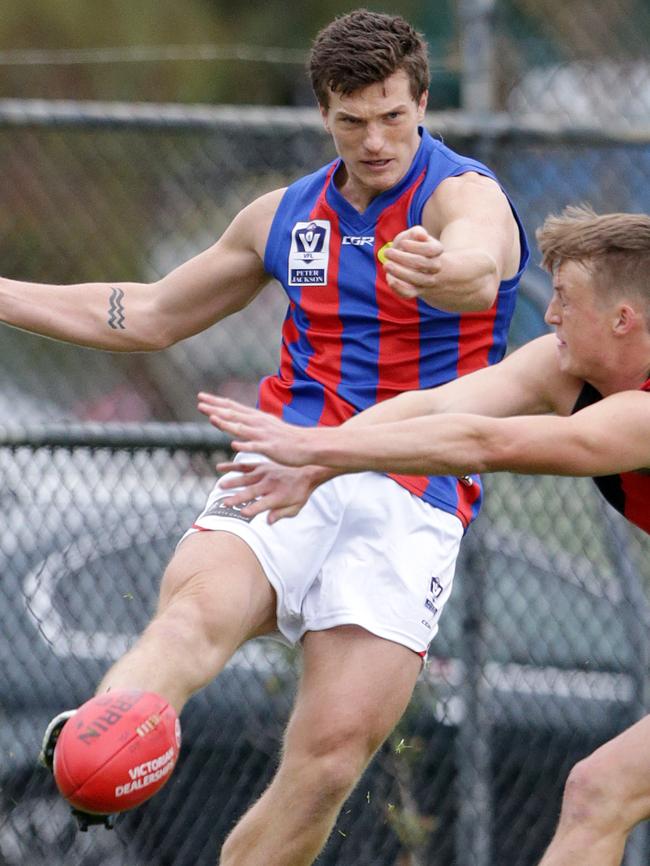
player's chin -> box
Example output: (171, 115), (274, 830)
(557, 353), (582, 379)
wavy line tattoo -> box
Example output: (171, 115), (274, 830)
(107, 287), (126, 330)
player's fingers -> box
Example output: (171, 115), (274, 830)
(385, 235), (442, 257)
(230, 439), (259, 453)
(385, 273), (421, 298)
(391, 224), (430, 247)
(218, 466), (265, 487)
(236, 492), (288, 518)
(383, 249), (442, 277)
(197, 395), (243, 416)
(267, 504), (301, 524)
(205, 411), (250, 437)
(198, 399), (262, 426)
(198, 392), (250, 411)
(216, 460), (262, 474)
(237, 500), (269, 518)
(221, 487), (264, 508)
(384, 260), (435, 289)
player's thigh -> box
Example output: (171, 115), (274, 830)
(158, 529), (277, 641)
(577, 714), (650, 822)
(287, 625), (422, 756)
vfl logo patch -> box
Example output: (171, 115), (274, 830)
(430, 576), (444, 600)
(289, 220), (331, 286)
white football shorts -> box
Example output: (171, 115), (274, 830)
(182, 455), (464, 656)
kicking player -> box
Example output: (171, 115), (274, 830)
(1, 9), (527, 864)
(199, 205), (650, 866)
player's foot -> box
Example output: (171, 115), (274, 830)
(71, 809), (116, 832)
(39, 709), (76, 770)
(39, 709), (116, 831)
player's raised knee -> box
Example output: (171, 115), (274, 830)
(561, 757), (621, 830)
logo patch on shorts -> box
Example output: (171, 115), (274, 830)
(202, 493), (256, 523)
(423, 575), (443, 621)
(424, 598), (438, 616)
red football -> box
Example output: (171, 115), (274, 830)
(53, 689), (181, 814)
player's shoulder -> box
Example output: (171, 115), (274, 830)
(422, 168), (511, 232)
(509, 333), (560, 365)
(227, 188), (287, 252)
(432, 169), (504, 203)
(503, 334), (583, 414)
(243, 187), (287, 221)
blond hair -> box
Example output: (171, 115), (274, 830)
(536, 205), (650, 321)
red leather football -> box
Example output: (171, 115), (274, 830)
(53, 689), (181, 814)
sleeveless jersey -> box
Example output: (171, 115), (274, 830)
(572, 379), (650, 534)
(261, 127), (529, 528)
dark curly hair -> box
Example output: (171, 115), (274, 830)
(309, 9), (430, 109)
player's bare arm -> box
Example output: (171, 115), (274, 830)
(381, 172), (521, 311)
(203, 381), (649, 482)
(197, 333), (567, 442)
(338, 333), (576, 428)
(0, 188), (283, 351)
(270, 389), (650, 477)
(195, 334), (580, 520)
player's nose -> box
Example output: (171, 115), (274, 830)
(544, 295), (560, 325)
(363, 123), (384, 152)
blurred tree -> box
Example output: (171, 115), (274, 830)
(1, 0), (229, 102)
(505, 0), (650, 60)
(0, 0), (460, 106)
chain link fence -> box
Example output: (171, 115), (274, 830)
(0, 426), (648, 866)
(1, 101), (650, 865)
(494, 0), (650, 125)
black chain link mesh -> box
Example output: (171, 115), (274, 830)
(499, 0), (650, 126)
(1, 433), (648, 865)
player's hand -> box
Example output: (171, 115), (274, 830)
(381, 225), (445, 300)
(211, 461), (329, 523)
(197, 393), (312, 466)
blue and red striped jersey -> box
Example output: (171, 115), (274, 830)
(261, 127), (529, 528)
(572, 378), (650, 535)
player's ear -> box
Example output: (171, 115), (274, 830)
(319, 104), (331, 133)
(417, 91), (428, 121)
(612, 303), (638, 335)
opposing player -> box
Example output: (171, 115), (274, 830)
(0, 10), (527, 864)
(198, 205), (650, 866)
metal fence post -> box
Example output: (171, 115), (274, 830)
(457, 0), (498, 113)
(455, 528), (493, 866)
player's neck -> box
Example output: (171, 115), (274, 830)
(589, 344), (650, 396)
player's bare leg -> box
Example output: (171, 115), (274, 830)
(539, 714), (650, 866)
(96, 531), (277, 713)
(219, 625), (422, 866)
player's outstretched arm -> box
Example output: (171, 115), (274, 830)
(201, 389), (650, 480)
(281, 392), (650, 477)
(196, 335), (572, 520)
(381, 172), (522, 311)
(0, 189), (281, 351)
(335, 334), (563, 430)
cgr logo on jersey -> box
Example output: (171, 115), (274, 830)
(342, 236), (374, 246)
(289, 220), (331, 286)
